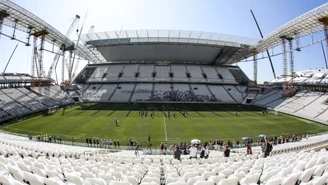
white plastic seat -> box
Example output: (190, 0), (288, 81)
(108, 181), (132, 185)
(123, 176), (139, 185)
(202, 172), (216, 180)
(240, 173), (260, 185)
(194, 180), (214, 185)
(167, 182), (187, 185)
(314, 163), (328, 176)
(23, 171), (44, 185)
(281, 172), (301, 185)
(44, 177), (66, 185)
(0, 174), (16, 185)
(8, 166), (25, 182)
(308, 173), (328, 185)
(166, 177), (181, 184)
(82, 178), (107, 185)
(299, 167), (316, 183)
(141, 176), (160, 184)
(65, 173), (83, 185)
(217, 178), (238, 185)
(208, 175), (225, 184)
(187, 176), (203, 185)
(81, 171), (96, 179)
(219, 169), (234, 178)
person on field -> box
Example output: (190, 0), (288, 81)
(116, 119), (119, 127)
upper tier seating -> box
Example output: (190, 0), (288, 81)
(121, 65), (139, 81)
(187, 66), (205, 82)
(139, 65), (155, 81)
(88, 66), (109, 82)
(170, 65), (189, 82)
(154, 66), (170, 82)
(216, 67), (236, 83)
(202, 67), (221, 82)
(79, 64), (242, 84)
(103, 65), (124, 81)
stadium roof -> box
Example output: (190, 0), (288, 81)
(82, 3), (328, 65)
(249, 3), (328, 56)
(81, 30), (258, 65)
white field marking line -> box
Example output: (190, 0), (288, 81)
(163, 114), (168, 141)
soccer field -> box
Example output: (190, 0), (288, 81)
(2, 103), (328, 146)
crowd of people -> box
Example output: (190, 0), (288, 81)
(150, 90), (220, 102)
(85, 138), (121, 148)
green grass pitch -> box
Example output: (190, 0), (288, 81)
(2, 103), (328, 147)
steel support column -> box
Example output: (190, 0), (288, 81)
(38, 35), (45, 77)
(281, 37), (288, 96)
(62, 48), (66, 84)
(288, 39), (295, 95)
(253, 53), (257, 87)
(68, 51), (73, 83)
(31, 36), (38, 77)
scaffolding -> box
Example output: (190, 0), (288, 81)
(281, 36), (288, 96)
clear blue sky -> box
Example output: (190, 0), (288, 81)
(0, 0), (327, 83)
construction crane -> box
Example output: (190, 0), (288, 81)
(47, 15), (80, 80)
(69, 25), (95, 84)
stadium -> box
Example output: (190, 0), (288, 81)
(0, 0), (328, 185)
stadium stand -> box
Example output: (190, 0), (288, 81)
(0, 90), (30, 117)
(170, 65), (189, 82)
(110, 84), (135, 102)
(201, 67), (221, 82)
(154, 66), (171, 82)
(186, 66), (205, 82)
(0, 131), (328, 185)
(121, 65), (139, 81)
(138, 65), (155, 81)
(103, 65), (124, 82)
(1, 88), (46, 111)
(130, 83), (153, 102)
(216, 67), (236, 84)
(88, 66), (109, 82)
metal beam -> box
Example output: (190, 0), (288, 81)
(3, 44), (18, 73)
(250, 10), (276, 79)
